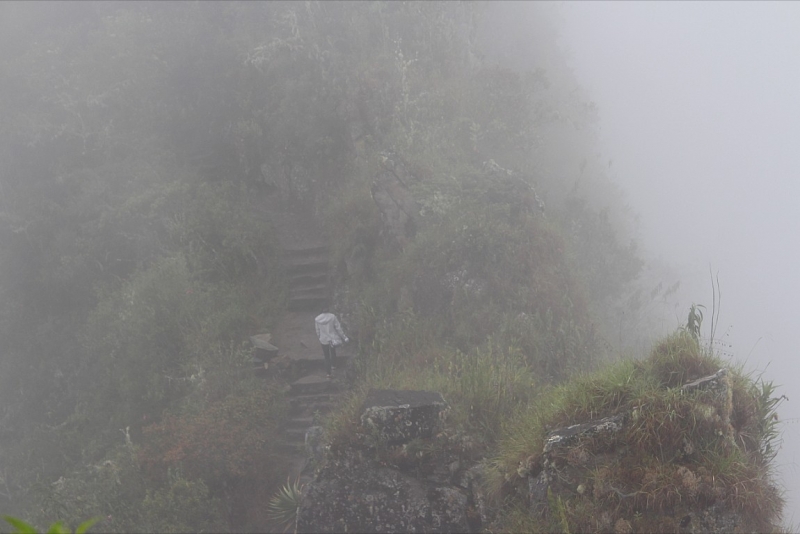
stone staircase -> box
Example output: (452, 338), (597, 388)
(280, 356), (350, 485)
(283, 245), (331, 312)
(247, 190), (351, 487)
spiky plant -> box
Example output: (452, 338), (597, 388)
(3, 516), (98, 534)
(680, 303), (705, 342)
(267, 478), (304, 533)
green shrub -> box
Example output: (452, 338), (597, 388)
(140, 471), (227, 534)
(26, 444), (146, 533)
(139, 382), (287, 490)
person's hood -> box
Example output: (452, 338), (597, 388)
(315, 313), (335, 325)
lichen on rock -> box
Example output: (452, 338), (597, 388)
(296, 389), (486, 533)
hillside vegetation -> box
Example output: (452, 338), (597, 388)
(0, 2), (783, 532)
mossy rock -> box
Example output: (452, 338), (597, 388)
(489, 332), (785, 533)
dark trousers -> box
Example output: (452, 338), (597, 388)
(321, 343), (337, 374)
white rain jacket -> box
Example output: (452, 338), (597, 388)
(315, 313), (348, 346)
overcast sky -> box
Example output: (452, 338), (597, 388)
(558, 1), (800, 523)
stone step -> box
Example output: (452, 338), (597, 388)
(288, 295), (329, 311)
(289, 289), (330, 302)
(292, 357), (327, 373)
(288, 392), (336, 416)
(289, 282), (329, 295)
(289, 296), (329, 311)
(282, 256), (329, 270)
(291, 355), (350, 374)
(285, 268), (328, 282)
(288, 392), (334, 409)
(283, 244), (329, 257)
(286, 416), (315, 430)
(284, 427), (308, 442)
(293, 407), (335, 420)
(290, 400), (336, 418)
(287, 272), (329, 286)
(276, 441), (306, 455)
(290, 374), (334, 396)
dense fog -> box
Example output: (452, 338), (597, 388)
(0, 1), (794, 530)
(559, 1), (800, 523)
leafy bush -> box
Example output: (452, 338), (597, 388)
(361, 169), (600, 377)
(26, 444), (145, 533)
(139, 382), (287, 490)
(140, 471), (227, 534)
(80, 254), (211, 427)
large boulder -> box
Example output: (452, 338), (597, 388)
(296, 389), (484, 533)
(360, 389), (449, 445)
(296, 457), (468, 533)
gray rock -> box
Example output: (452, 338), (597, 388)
(528, 414), (625, 515)
(296, 453), (477, 533)
(291, 375), (332, 396)
(460, 463), (494, 529)
(296, 462), (430, 533)
(430, 487), (468, 532)
(543, 413), (625, 453)
(305, 426), (325, 465)
(681, 368), (728, 392)
(296, 388), (484, 533)
(681, 368), (734, 442)
(528, 470), (551, 516)
(361, 389), (449, 446)
(250, 333), (279, 360)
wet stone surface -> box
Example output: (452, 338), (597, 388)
(361, 389), (449, 445)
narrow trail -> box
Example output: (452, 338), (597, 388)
(248, 188), (354, 485)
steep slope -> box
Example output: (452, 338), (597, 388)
(293, 333), (784, 533)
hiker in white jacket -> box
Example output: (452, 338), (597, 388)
(315, 311), (348, 378)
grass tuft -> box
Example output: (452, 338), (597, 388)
(647, 331), (721, 388)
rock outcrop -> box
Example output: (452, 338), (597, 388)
(294, 335), (783, 533)
(361, 389), (449, 445)
(517, 366), (779, 533)
(296, 389), (487, 534)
